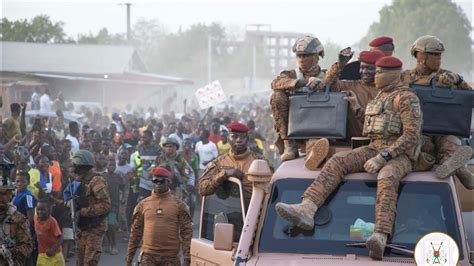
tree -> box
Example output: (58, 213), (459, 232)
(0, 15), (68, 43)
(77, 28), (127, 45)
(358, 0), (472, 73)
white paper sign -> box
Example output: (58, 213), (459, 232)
(195, 80), (227, 109)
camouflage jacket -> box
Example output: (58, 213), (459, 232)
(271, 66), (325, 91)
(401, 67), (471, 90)
(0, 205), (32, 265)
(198, 148), (272, 208)
(78, 174), (111, 231)
(366, 86), (422, 160)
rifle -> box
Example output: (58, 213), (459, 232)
(0, 236), (15, 265)
(66, 179), (79, 248)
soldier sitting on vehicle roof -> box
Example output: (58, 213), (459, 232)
(270, 36), (326, 162)
(401, 35), (474, 190)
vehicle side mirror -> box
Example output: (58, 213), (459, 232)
(470, 251), (474, 264)
(213, 223), (234, 251)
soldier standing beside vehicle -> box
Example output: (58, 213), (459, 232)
(73, 150), (111, 266)
(270, 36), (326, 162)
(401, 35), (473, 189)
(276, 56), (422, 260)
(199, 122), (272, 209)
(126, 167), (192, 266)
(0, 168), (32, 265)
(304, 48), (386, 170)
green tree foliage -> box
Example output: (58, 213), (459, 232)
(0, 15), (68, 43)
(358, 0), (472, 73)
(77, 28), (127, 45)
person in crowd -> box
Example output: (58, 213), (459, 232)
(35, 199), (65, 266)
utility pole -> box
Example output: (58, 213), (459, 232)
(208, 35), (212, 84)
(246, 24), (271, 90)
(119, 3), (132, 42)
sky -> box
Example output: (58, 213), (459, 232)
(1, 0), (472, 46)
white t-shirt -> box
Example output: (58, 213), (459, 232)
(195, 141), (218, 170)
(40, 94), (52, 112)
(65, 134), (80, 154)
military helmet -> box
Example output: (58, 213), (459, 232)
(0, 176), (14, 191)
(14, 146), (29, 161)
(72, 150), (95, 166)
(410, 35), (445, 57)
(292, 36), (325, 57)
(163, 137), (180, 149)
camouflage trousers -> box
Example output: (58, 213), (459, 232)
(303, 145), (413, 236)
(270, 90), (290, 139)
(139, 252), (181, 266)
(421, 135), (462, 164)
(77, 227), (106, 266)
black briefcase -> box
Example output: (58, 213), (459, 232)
(288, 85), (349, 139)
(411, 78), (474, 138)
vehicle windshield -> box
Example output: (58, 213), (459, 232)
(260, 179), (463, 259)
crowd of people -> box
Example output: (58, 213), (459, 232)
(0, 94), (273, 265)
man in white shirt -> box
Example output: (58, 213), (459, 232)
(195, 129), (218, 170)
(39, 88), (52, 112)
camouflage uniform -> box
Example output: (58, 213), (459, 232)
(401, 35), (473, 188)
(126, 191), (192, 266)
(270, 36), (325, 161)
(303, 86), (422, 235)
(154, 154), (194, 201)
(271, 67), (325, 140)
(76, 174), (111, 266)
(401, 67), (472, 166)
(0, 204), (33, 265)
(199, 148), (271, 209)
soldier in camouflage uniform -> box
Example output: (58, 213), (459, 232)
(0, 168), (32, 265)
(270, 36), (326, 162)
(73, 150), (111, 266)
(304, 48), (385, 170)
(401, 35), (473, 189)
(154, 137), (195, 201)
(126, 167), (192, 266)
(199, 122), (272, 209)
(276, 56), (422, 260)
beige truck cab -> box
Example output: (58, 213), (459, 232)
(191, 157), (474, 265)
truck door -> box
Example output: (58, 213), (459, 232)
(191, 177), (246, 265)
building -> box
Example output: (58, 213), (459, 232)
(0, 41), (194, 118)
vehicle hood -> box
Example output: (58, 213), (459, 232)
(251, 253), (415, 265)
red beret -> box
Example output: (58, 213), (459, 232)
(376, 56), (403, 69)
(227, 122), (250, 133)
(369, 36), (393, 47)
(151, 167), (172, 178)
(359, 50), (385, 64)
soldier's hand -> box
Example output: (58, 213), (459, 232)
(295, 79), (307, 89)
(306, 77), (323, 91)
(343, 91), (362, 113)
(436, 72), (461, 87)
(225, 168), (245, 180)
(364, 154), (386, 174)
(338, 47), (353, 65)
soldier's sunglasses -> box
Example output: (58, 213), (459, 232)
(152, 178), (167, 184)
